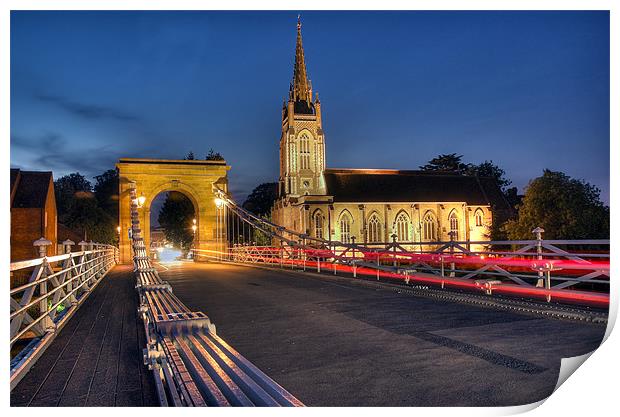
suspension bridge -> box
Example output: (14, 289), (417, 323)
(10, 177), (609, 407)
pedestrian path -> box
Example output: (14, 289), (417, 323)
(11, 265), (158, 407)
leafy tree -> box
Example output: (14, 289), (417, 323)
(419, 153), (470, 173)
(54, 173), (92, 221)
(503, 186), (522, 209)
(467, 160), (512, 192)
(252, 214), (273, 246)
(503, 170), (609, 240)
(63, 192), (117, 244)
(185, 151), (196, 160)
(205, 148), (225, 161)
(93, 169), (119, 220)
(242, 183), (278, 216)
(157, 192), (196, 251)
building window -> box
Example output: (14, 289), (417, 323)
(395, 212), (410, 241)
(423, 211), (437, 241)
(299, 133), (311, 170)
(367, 213), (381, 243)
(449, 210), (459, 240)
(339, 212), (351, 244)
(314, 210), (324, 239)
(475, 209), (484, 227)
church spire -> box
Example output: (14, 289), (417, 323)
(292, 15), (312, 105)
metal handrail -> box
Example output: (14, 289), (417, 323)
(10, 242), (118, 390)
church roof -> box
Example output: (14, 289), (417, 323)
(323, 169), (511, 209)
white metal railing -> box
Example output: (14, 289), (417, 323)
(10, 238), (118, 389)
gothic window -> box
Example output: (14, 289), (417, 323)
(339, 212), (352, 244)
(394, 212), (410, 242)
(299, 133), (311, 170)
(423, 211), (437, 241)
(475, 209), (484, 227)
(367, 213), (381, 243)
(313, 210), (324, 239)
(449, 210), (459, 241)
(291, 143), (297, 172)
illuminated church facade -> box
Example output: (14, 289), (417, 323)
(272, 20), (509, 246)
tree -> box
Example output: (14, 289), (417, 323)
(157, 192), (196, 251)
(242, 183), (278, 216)
(205, 149), (225, 161)
(185, 151), (196, 160)
(419, 153), (470, 173)
(93, 169), (119, 220)
(467, 160), (512, 192)
(63, 192), (117, 244)
(503, 170), (609, 240)
(54, 173), (92, 221)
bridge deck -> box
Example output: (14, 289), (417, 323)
(11, 265), (158, 407)
(161, 261), (606, 407)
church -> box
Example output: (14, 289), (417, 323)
(272, 20), (510, 247)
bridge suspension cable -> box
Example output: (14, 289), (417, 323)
(128, 183), (304, 407)
(194, 187), (610, 308)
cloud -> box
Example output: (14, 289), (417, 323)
(11, 132), (126, 179)
(34, 93), (140, 122)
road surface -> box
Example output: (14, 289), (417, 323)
(159, 261), (607, 407)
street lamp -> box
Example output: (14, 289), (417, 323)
(137, 194), (146, 208)
(192, 224), (197, 233)
(116, 225), (121, 234)
(215, 197), (224, 209)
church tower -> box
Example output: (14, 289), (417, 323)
(278, 17), (326, 198)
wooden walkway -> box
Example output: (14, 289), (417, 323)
(11, 265), (158, 407)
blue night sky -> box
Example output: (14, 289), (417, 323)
(10, 10), (610, 204)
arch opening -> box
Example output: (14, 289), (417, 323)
(149, 190), (197, 262)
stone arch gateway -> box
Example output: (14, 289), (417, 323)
(117, 158), (230, 264)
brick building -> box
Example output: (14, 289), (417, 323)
(10, 169), (57, 262)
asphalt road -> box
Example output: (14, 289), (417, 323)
(158, 261), (607, 407)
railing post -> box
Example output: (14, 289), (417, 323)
(533, 227), (545, 287)
(391, 234), (397, 267)
(33, 237), (53, 331)
(300, 237), (306, 271)
(449, 231), (455, 277)
(63, 239), (74, 254)
(62, 240), (77, 304)
(78, 240), (89, 292)
(440, 254), (445, 277)
(279, 240), (283, 269)
(351, 236), (357, 278)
